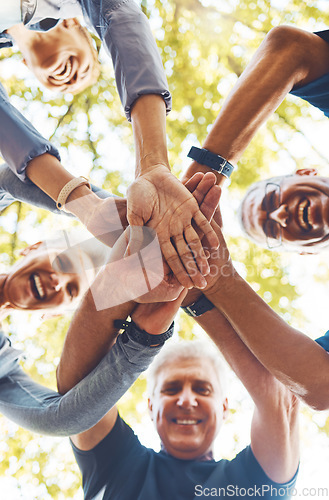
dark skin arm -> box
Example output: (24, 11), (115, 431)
(182, 26), (329, 185)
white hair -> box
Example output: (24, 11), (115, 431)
(147, 339), (228, 398)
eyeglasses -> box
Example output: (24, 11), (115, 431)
(264, 182), (282, 249)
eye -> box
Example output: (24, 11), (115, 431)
(66, 284), (74, 301)
(53, 255), (74, 274)
(194, 386), (211, 396)
(161, 387), (179, 395)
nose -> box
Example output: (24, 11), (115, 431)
(177, 387), (198, 409)
(269, 204), (289, 227)
(49, 273), (64, 292)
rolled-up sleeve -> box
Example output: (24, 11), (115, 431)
(82, 0), (171, 120)
(0, 83), (60, 183)
(0, 330), (162, 436)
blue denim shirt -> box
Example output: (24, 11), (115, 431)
(1, 0), (171, 120)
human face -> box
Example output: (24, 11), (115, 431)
(23, 20), (95, 93)
(241, 171), (329, 253)
(148, 358), (228, 460)
(2, 244), (92, 312)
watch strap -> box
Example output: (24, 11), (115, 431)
(114, 319), (174, 346)
(181, 295), (214, 317)
(187, 146), (234, 178)
(56, 176), (91, 210)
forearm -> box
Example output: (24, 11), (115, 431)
(183, 27), (329, 185)
(57, 288), (135, 394)
(205, 273), (329, 410)
(0, 331), (161, 436)
(131, 95), (169, 176)
(182, 291), (286, 406)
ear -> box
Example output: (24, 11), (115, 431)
(295, 168), (318, 177)
(148, 398), (154, 420)
(62, 18), (80, 29)
(19, 241), (43, 257)
(222, 397), (229, 421)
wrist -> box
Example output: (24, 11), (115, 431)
(114, 319), (174, 346)
(65, 189), (102, 224)
(203, 269), (239, 299)
(138, 158), (170, 176)
(182, 162), (226, 187)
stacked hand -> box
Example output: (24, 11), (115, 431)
(127, 165), (220, 289)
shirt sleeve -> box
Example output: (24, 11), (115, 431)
(0, 329), (162, 436)
(0, 161), (117, 214)
(71, 414), (141, 499)
(0, 82), (61, 183)
(81, 0), (171, 121)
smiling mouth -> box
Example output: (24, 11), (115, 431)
(30, 273), (45, 300)
(172, 419), (201, 425)
(297, 199), (312, 230)
(50, 57), (73, 83)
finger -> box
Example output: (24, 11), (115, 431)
(193, 210), (219, 249)
(182, 224), (212, 278)
(183, 172), (205, 192)
(172, 229), (209, 289)
(124, 226), (145, 257)
(160, 237), (195, 289)
(197, 185), (221, 221)
(213, 205), (223, 228)
(184, 172), (217, 208)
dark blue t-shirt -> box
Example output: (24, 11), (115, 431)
(71, 415), (298, 500)
(316, 330), (329, 352)
(290, 30), (329, 117)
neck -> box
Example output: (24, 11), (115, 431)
(160, 444), (214, 462)
(6, 23), (36, 52)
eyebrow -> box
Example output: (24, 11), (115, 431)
(162, 379), (213, 387)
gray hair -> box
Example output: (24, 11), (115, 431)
(147, 339), (228, 398)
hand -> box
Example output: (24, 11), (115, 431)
(132, 290), (188, 334)
(201, 221), (236, 294)
(181, 169), (223, 228)
(127, 165), (219, 289)
(66, 194), (128, 247)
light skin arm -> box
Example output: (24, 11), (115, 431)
(182, 289), (299, 483)
(202, 223), (329, 411)
(128, 95), (219, 290)
(182, 26), (329, 185)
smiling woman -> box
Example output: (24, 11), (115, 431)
(0, 237), (105, 319)
(6, 19), (100, 94)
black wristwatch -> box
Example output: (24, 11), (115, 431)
(187, 146), (234, 179)
(181, 296), (214, 317)
(114, 319), (174, 347)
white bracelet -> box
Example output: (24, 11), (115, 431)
(56, 177), (91, 210)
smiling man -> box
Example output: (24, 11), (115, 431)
(182, 26), (329, 234)
(68, 336), (298, 499)
(239, 168), (329, 253)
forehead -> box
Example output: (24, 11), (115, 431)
(156, 357), (220, 388)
